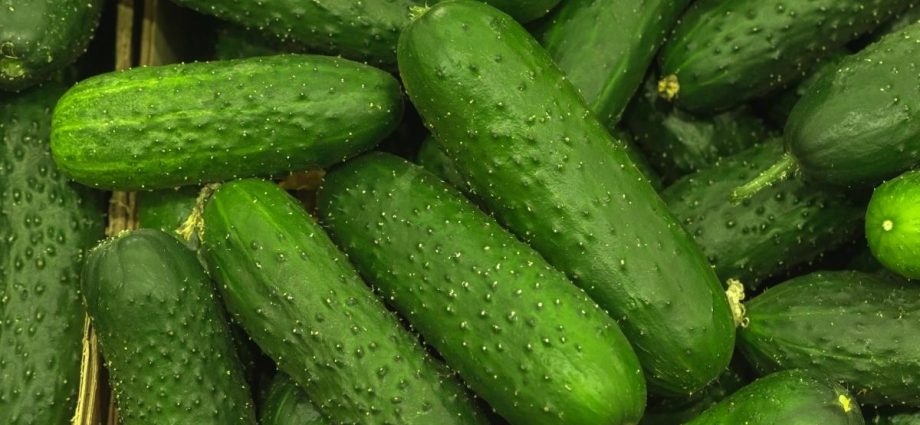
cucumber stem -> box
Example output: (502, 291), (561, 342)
(177, 183), (220, 243)
(657, 74), (680, 101)
(725, 279), (748, 328)
(408, 5), (431, 21)
(730, 152), (798, 203)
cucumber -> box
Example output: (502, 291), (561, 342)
(760, 50), (849, 128)
(865, 170), (920, 280)
(663, 141), (864, 288)
(0, 84), (105, 425)
(739, 271), (920, 406)
(213, 24), (306, 61)
(869, 409), (920, 425)
(639, 363), (749, 425)
(398, 1), (735, 395)
(51, 54), (403, 190)
(535, 0), (690, 126)
(201, 179), (487, 425)
(686, 370), (864, 425)
(0, 0), (103, 91)
(623, 74), (769, 183)
(260, 373), (326, 425)
(657, 0), (911, 112)
(137, 186), (199, 235)
(871, 5), (920, 42)
(81, 229), (256, 424)
(318, 153), (646, 425)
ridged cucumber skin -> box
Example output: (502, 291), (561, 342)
(623, 75), (768, 183)
(318, 153), (646, 425)
(398, 0), (734, 395)
(787, 22), (920, 187)
(686, 370), (864, 425)
(739, 271), (920, 406)
(866, 170), (920, 279)
(50, 55), (403, 190)
(137, 186), (199, 234)
(81, 229), (256, 424)
(0, 84), (105, 425)
(658, 0), (911, 112)
(536, 0), (690, 126)
(663, 141), (863, 288)
(202, 179), (487, 425)
(0, 0), (103, 91)
(260, 373), (326, 425)
(639, 364), (749, 425)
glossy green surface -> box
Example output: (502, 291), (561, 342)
(260, 373), (326, 425)
(866, 170), (920, 280)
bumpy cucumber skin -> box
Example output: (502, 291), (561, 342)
(0, 0), (103, 91)
(536, 0), (690, 126)
(624, 75), (768, 183)
(659, 0), (910, 112)
(318, 153), (646, 425)
(787, 22), (920, 186)
(0, 84), (105, 425)
(202, 179), (487, 425)
(740, 271), (920, 406)
(639, 364), (749, 425)
(137, 186), (199, 234)
(51, 55), (403, 190)
(398, 0), (734, 395)
(866, 170), (920, 279)
(81, 230), (256, 424)
(260, 373), (326, 425)
(687, 370), (864, 425)
(663, 141), (863, 288)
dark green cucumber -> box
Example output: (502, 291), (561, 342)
(0, 84), (105, 425)
(201, 179), (487, 425)
(318, 153), (646, 425)
(639, 362), (750, 425)
(739, 271), (920, 406)
(761, 49), (850, 128)
(137, 186), (199, 234)
(686, 370), (864, 425)
(871, 5), (920, 42)
(0, 0), (103, 91)
(260, 373), (326, 425)
(398, 1), (734, 395)
(663, 141), (863, 288)
(658, 0), (911, 112)
(866, 170), (920, 279)
(51, 54), (403, 190)
(869, 409), (920, 425)
(81, 229), (256, 424)
(213, 24), (306, 61)
(536, 0), (690, 126)
(623, 74), (769, 183)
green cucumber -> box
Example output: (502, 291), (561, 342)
(739, 271), (920, 406)
(663, 141), (863, 288)
(213, 24), (306, 61)
(0, 0), (103, 91)
(81, 229), (256, 424)
(260, 373), (326, 425)
(871, 5), (920, 42)
(398, 1), (734, 395)
(51, 54), (403, 190)
(535, 0), (690, 126)
(0, 84), (105, 425)
(657, 0), (911, 112)
(318, 153), (646, 425)
(866, 170), (920, 280)
(201, 179), (487, 425)
(623, 74), (769, 183)
(761, 50), (850, 128)
(639, 362), (750, 425)
(686, 370), (864, 425)
(137, 186), (200, 235)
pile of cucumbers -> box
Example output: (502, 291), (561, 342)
(3, 0), (920, 424)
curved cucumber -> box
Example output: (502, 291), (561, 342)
(81, 229), (256, 424)
(866, 170), (920, 279)
(0, 0), (103, 91)
(201, 179), (487, 425)
(260, 373), (326, 425)
(51, 55), (403, 190)
(686, 370), (864, 425)
(658, 0), (910, 112)
(536, 0), (690, 126)
(318, 153), (646, 425)
(398, 0), (734, 395)
(739, 271), (920, 406)
(663, 141), (863, 288)
(0, 84), (105, 425)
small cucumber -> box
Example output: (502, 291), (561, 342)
(81, 229), (257, 424)
(260, 373), (326, 425)
(318, 153), (646, 425)
(866, 170), (920, 280)
(51, 55), (403, 190)
(201, 179), (487, 425)
(739, 271), (920, 406)
(399, 0), (735, 395)
(686, 370), (864, 425)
